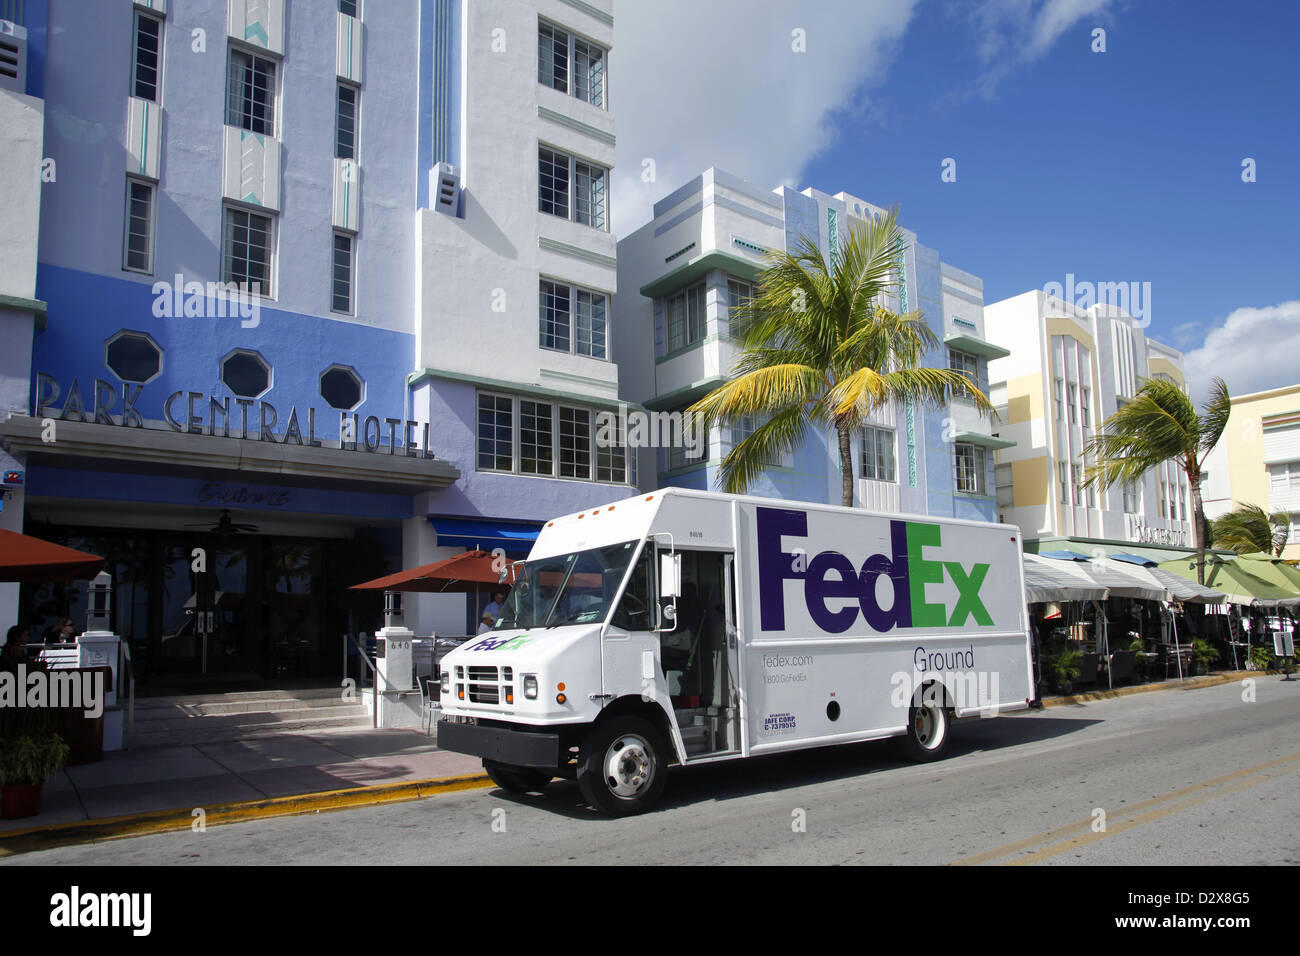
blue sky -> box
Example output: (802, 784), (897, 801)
(613, 0), (1299, 401)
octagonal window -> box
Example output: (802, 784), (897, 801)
(105, 331), (163, 384)
(221, 349), (271, 398)
(320, 364), (364, 410)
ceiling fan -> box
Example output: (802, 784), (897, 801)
(185, 509), (260, 535)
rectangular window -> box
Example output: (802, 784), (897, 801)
(339, 0), (359, 17)
(1122, 480), (1139, 514)
(572, 36), (605, 107)
(539, 279), (571, 352)
(537, 21), (569, 92)
(539, 20), (607, 108)
(575, 289), (607, 358)
(1178, 484), (1187, 522)
(1081, 386), (1091, 429)
(331, 232), (354, 314)
(596, 442), (626, 484)
(223, 207), (274, 296)
(573, 160), (607, 228)
(538, 147), (570, 218)
(668, 407), (708, 472)
(955, 443), (986, 495)
(1068, 383), (1078, 425)
(861, 426), (896, 482)
(1072, 459), (1085, 506)
(227, 49), (276, 135)
(519, 400), (554, 476)
(539, 281), (607, 359)
(727, 278), (755, 335)
(539, 146), (608, 229)
(1058, 461), (1069, 504)
(477, 394), (513, 471)
(133, 12), (163, 102)
(336, 83), (358, 160)
(667, 282), (706, 352)
(1159, 480), (1168, 518)
(123, 178), (155, 274)
(558, 407), (592, 479)
(1054, 378), (1064, 423)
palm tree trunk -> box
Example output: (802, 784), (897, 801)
(1189, 471), (1206, 585)
(838, 424), (854, 508)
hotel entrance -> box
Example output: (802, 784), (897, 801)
(20, 522), (390, 688)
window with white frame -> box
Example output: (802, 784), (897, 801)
(477, 393), (632, 484)
(727, 278), (755, 335)
(1178, 484), (1187, 522)
(1068, 383), (1078, 425)
(668, 406), (709, 472)
(336, 83), (358, 160)
(538, 146), (607, 229)
(1054, 378), (1064, 423)
(1072, 459), (1085, 506)
(1081, 386), (1091, 429)
(1159, 480), (1168, 518)
(223, 206), (274, 295)
(227, 48), (276, 135)
(339, 0), (359, 17)
(861, 425), (896, 482)
(1269, 461), (1300, 492)
(331, 232), (354, 314)
(955, 443), (986, 494)
(1122, 480), (1139, 513)
(667, 282), (706, 352)
(557, 407), (592, 479)
(539, 279), (607, 358)
(1058, 461), (1069, 504)
(133, 11), (163, 102)
(949, 349), (979, 392)
(538, 20), (606, 108)
(123, 178), (155, 274)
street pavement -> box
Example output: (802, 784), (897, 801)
(5, 674), (1297, 865)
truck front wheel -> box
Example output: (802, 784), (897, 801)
(483, 760), (552, 793)
(577, 716), (668, 816)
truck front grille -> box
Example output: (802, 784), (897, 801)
(458, 665), (514, 706)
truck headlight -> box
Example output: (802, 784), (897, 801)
(523, 674), (538, 699)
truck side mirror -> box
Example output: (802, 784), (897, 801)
(659, 553), (681, 599)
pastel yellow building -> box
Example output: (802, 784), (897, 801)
(1201, 384), (1300, 559)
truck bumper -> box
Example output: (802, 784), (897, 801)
(436, 720), (565, 770)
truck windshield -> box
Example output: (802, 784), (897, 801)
(496, 540), (639, 630)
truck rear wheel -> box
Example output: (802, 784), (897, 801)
(897, 697), (952, 762)
(483, 760), (552, 793)
(577, 716), (667, 816)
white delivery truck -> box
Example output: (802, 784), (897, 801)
(437, 488), (1033, 815)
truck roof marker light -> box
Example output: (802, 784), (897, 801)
(593, 509), (600, 515)
(578, 513), (585, 519)
(645, 495), (654, 501)
(547, 522), (554, 527)
(607, 505), (615, 511)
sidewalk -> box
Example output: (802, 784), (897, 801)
(0, 670), (1262, 855)
(0, 726), (486, 851)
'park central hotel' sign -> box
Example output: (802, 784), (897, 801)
(34, 373), (438, 458)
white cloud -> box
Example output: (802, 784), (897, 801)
(960, 0), (1116, 99)
(1182, 301), (1300, 403)
(610, 0), (920, 234)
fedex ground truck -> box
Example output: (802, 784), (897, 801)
(437, 488), (1033, 815)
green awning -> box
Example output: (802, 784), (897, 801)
(952, 430), (1015, 450)
(643, 376), (727, 412)
(1227, 554), (1300, 602)
(945, 332), (1011, 360)
(1157, 556), (1298, 607)
(639, 251), (764, 299)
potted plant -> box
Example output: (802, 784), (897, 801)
(0, 731), (71, 819)
(1047, 644), (1082, 694)
(1191, 638), (1218, 676)
(1249, 644), (1275, 673)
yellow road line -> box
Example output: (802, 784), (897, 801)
(949, 752), (1300, 866)
(0, 773), (492, 858)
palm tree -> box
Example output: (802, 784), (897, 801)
(1081, 377), (1231, 584)
(688, 209), (993, 507)
(1211, 503), (1291, 556)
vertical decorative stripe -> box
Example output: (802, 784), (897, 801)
(827, 207), (838, 267)
(431, 0), (451, 165)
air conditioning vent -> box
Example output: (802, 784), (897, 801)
(432, 162), (460, 216)
(0, 22), (26, 94)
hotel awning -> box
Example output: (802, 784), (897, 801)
(1157, 556), (1297, 607)
(944, 332), (1011, 360)
(952, 430), (1016, 450)
(426, 516), (541, 554)
(1023, 553), (1107, 603)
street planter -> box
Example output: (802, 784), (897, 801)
(0, 731), (70, 820)
(1, 782), (44, 819)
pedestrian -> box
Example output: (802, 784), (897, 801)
(1, 624), (36, 671)
(477, 611), (495, 635)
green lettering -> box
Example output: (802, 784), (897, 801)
(945, 562), (992, 626)
(907, 522), (947, 628)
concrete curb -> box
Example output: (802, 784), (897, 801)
(0, 772), (492, 858)
(1038, 670), (1255, 708)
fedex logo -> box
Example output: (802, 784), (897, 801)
(756, 507), (992, 634)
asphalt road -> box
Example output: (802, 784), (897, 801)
(7, 677), (1298, 865)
